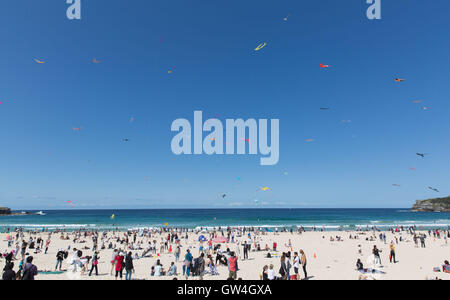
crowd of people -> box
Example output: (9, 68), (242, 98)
(0, 225), (448, 280)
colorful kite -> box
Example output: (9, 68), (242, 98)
(394, 78), (405, 82)
(93, 58), (100, 64)
(305, 139), (315, 142)
(254, 42), (267, 51)
(34, 59), (45, 64)
(320, 63), (330, 68)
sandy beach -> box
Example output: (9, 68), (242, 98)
(1, 228), (449, 280)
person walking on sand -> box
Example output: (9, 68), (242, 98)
(89, 251), (99, 276)
(300, 250), (307, 279)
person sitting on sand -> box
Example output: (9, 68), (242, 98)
(443, 260), (450, 273)
(168, 262), (177, 276)
(356, 259), (364, 271)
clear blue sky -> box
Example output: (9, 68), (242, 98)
(0, 0), (449, 210)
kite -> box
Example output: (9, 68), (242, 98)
(320, 107), (330, 110)
(283, 14), (290, 21)
(168, 66), (175, 74)
(413, 100), (422, 104)
(392, 184), (401, 187)
(92, 58), (100, 64)
(0, 101), (3, 104)
(423, 106), (430, 110)
(240, 138), (250, 143)
(129, 117), (134, 123)
(305, 139), (315, 142)
(283, 172), (288, 175)
(341, 120), (352, 124)
(123, 138), (130, 142)
(111, 214), (115, 220)
(145, 176), (149, 181)
(428, 187), (439, 193)
(72, 127), (82, 131)
(164, 222), (169, 226)
(34, 59), (45, 64)
(237, 176), (241, 181)
(67, 200), (74, 206)
(394, 78), (405, 82)
(416, 153), (427, 158)
(409, 168), (416, 171)
(219, 193), (226, 198)
(320, 63), (330, 68)
(254, 42), (267, 51)
(261, 187), (270, 191)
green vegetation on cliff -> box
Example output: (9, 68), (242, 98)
(412, 197), (450, 212)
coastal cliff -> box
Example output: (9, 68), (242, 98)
(0, 207), (11, 215)
(411, 197), (450, 212)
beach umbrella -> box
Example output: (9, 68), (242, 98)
(212, 237), (228, 243)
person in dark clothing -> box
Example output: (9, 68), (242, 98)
(356, 259), (364, 270)
(2, 262), (16, 280)
(89, 252), (99, 276)
(243, 242), (249, 260)
(125, 252), (134, 280)
(55, 249), (66, 270)
(22, 256), (38, 280)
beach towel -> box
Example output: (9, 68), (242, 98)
(39, 271), (65, 275)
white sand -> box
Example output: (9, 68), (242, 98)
(0, 230), (448, 280)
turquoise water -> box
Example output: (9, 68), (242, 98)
(1, 209), (449, 231)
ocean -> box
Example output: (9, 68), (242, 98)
(1, 209), (449, 231)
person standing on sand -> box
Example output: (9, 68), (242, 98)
(22, 256), (38, 280)
(114, 251), (124, 280)
(55, 249), (66, 271)
(197, 253), (205, 280)
(125, 252), (134, 280)
(184, 249), (193, 279)
(2, 262), (16, 280)
(293, 252), (300, 279)
(389, 242), (396, 263)
(373, 246), (382, 266)
(228, 251), (238, 280)
(110, 249), (118, 275)
(300, 250), (307, 279)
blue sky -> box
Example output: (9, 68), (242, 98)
(0, 0), (449, 209)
